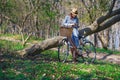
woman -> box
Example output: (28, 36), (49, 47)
(62, 8), (80, 49)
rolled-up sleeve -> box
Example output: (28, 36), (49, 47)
(61, 15), (79, 28)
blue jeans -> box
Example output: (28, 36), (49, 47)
(71, 33), (79, 48)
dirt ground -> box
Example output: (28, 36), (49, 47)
(95, 52), (120, 65)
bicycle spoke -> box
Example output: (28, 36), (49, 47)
(82, 42), (96, 63)
(58, 39), (69, 63)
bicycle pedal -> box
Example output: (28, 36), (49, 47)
(78, 53), (82, 56)
(77, 49), (82, 55)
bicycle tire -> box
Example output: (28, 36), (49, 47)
(82, 41), (96, 63)
(58, 38), (69, 63)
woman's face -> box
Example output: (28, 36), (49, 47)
(72, 13), (77, 18)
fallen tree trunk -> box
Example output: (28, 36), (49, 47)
(17, 8), (120, 57)
(17, 36), (64, 57)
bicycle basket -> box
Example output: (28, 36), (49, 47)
(59, 27), (73, 37)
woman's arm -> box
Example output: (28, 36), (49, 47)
(62, 16), (73, 27)
(72, 17), (79, 28)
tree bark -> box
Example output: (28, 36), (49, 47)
(98, 30), (109, 50)
(17, 36), (64, 57)
(80, 14), (120, 37)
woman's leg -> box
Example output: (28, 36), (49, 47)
(72, 34), (79, 48)
(75, 36), (79, 48)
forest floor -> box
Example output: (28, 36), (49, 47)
(95, 52), (120, 65)
(0, 36), (120, 65)
(51, 48), (120, 65)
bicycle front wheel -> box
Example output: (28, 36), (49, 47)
(58, 38), (69, 63)
(82, 41), (96, 63)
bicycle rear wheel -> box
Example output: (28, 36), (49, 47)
(58, 38), (69, 63)
(82, 41), (96, 63)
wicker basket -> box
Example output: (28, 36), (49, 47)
(59, 27), (73, 37)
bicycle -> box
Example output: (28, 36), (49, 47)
(58, 27), (96, 63)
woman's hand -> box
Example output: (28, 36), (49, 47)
(70, 23), (76, 27)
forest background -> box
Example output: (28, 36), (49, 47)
(0, 0), (120, 79)
(0, 0), (120, 50)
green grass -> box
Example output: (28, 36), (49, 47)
(96, 48), (120, 54)
(0, 33), (43, 51)
(0, 33), (14, 37)
(0, 34), (120, 79)
(0, 50), (120, 80)
(0, 40), (25, 51)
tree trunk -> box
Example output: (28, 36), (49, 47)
(17, 36), (64, 57)
(98, 30), (109, 50)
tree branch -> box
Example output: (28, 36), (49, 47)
(108, 0), (116, 14)
(96, 8), (120, 25)
(80, 14), (120, 36)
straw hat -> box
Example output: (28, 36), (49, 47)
(71, 8), (78, 15)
